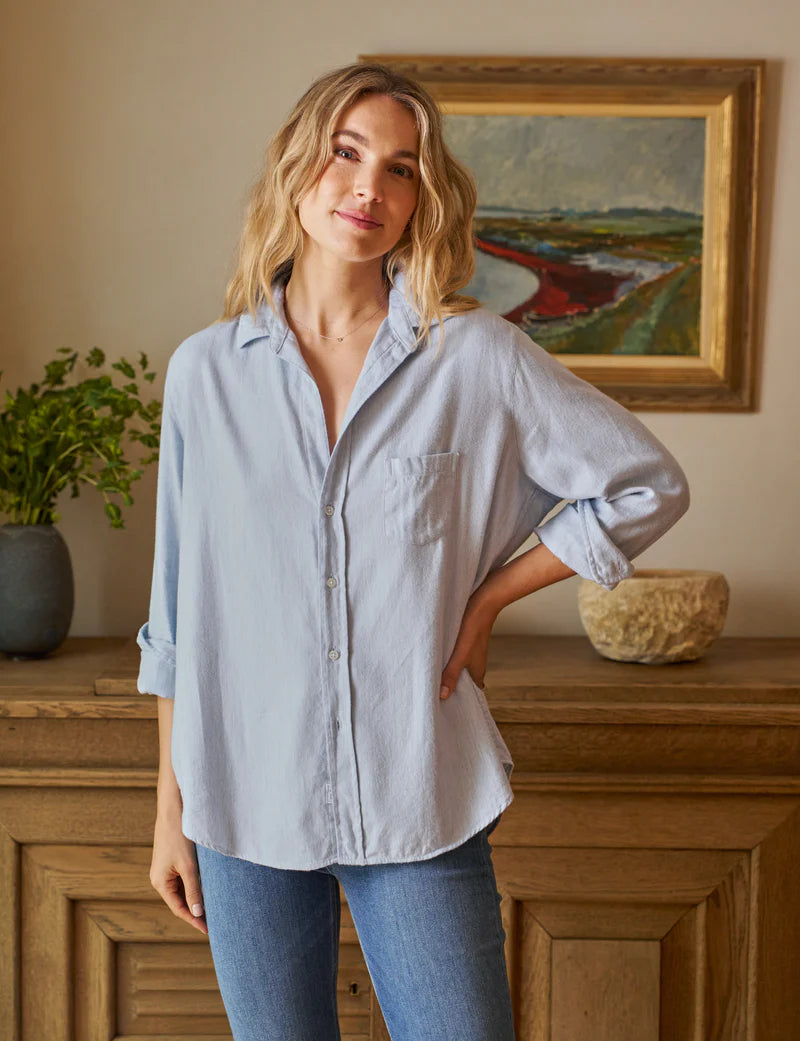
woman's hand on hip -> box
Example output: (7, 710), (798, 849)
(439, 592), (499, 700)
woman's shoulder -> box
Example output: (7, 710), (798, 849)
(165, 313), (241, 381)
(444, 300), (528, 368)
(173, 312), (239, 360)
(449, 298), (523, 339)
(157, 314), (242, 420)
(455, 300), (590, 380)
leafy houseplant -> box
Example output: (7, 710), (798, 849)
(0, 346), (164, 658)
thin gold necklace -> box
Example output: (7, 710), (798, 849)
(285, 288), (388, 343)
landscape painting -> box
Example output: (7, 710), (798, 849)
(442, 113), (705, 358)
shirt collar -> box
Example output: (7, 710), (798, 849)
(234, 267), (434, 354)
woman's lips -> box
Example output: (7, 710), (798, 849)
(336, 211), (382, 230)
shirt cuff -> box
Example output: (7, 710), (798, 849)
(533, 499), (636, 592)
(136, 624), (177, 699)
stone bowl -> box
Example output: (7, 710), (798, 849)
(577, 568), (730, 664)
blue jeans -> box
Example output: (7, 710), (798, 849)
(194, 814), (515, 1040)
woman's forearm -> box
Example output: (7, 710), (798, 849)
(156, 696), (183, 818)
(475, 541), (577, 618)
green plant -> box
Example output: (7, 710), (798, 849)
(0, 347), (163, 528)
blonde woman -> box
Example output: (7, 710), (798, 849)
(137, 62), (690, 1040)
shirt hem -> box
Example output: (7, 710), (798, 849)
(182, 791), (514, 871)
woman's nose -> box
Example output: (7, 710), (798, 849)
(354, 167), (384, 199)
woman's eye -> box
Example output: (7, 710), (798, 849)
(334, 149), (413, 179)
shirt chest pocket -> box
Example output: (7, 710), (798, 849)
(383, 452), (460, 546)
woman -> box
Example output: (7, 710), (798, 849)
(137, 62), (690, 1040)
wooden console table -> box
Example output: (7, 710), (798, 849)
(1, 635), (798, 1040)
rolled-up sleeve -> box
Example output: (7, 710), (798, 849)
(509, 331), (690, 592)
(135, 358), (184, 697)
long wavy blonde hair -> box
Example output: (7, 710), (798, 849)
(218, 61), (481, 354)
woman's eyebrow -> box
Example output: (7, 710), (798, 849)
(332, 129), (419, 163)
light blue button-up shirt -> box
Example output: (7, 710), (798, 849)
(136, 267), (690, 869)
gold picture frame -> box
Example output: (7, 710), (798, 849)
(361, 55), (764, 411)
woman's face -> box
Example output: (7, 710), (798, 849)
(297, 93), (421, 267)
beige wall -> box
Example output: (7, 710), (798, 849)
(1, 0), (797, 639)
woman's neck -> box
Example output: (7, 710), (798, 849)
(284, 261), (388, 341)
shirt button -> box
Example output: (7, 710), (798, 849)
(326, 576), (337, 588)
(324, 504), (334, 516)
(328, 648), (340, 661)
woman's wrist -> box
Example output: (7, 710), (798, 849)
(156, 770), (183, 818)
(475, 542), (576, 618)
(467, 580), (504, 626)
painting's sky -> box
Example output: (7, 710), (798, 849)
(443, 114), (706, 215)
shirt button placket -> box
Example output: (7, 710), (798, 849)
(322, 492), (359, 858)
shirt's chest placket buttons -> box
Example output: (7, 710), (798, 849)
(324, 509), (341, 691)
(323, 498), (349, 849)
(326, 647), (342, 726)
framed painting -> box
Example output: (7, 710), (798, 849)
(360, 56), (764, 410)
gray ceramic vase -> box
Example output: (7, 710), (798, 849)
(0, 523), (75, 659)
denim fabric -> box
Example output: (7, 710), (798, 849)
(194, 813), (515, 1041)
(136, 266), (690, 870)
